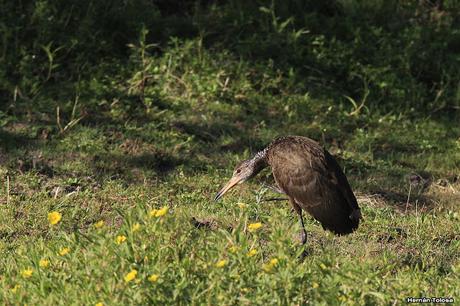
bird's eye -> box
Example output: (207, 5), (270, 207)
(236, 169), (241, 174)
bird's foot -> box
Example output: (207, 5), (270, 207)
(298, 247), (310, 261)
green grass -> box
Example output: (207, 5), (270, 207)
(1, 71), (459, 304)
(1, 1), (460, 304)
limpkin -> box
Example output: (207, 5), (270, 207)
(215, 136), (362, 243)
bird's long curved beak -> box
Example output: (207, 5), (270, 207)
(214, 176), (241, 201)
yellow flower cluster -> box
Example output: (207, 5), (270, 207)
(132, 223), (141, 232)
(94, 220), (104, 228)
(148, 274), (159, 283)
(262, 258), (279, 272)
(39, 259), (50, 268)
(248, 222), (262, 232)
(21, 268), (33, 278)
(215, 260), (227, 268)
(237, 202), (248, 209)
(150, 206), (169, 218)
(228, 246), (239, 253)
(116, 235), (127, 244)
(59, 247), (70, 256)
(48, 211), (62, 225)
(247, 249), (258, 257)
(124, 269), (138, 282)
(11, 284), (20, 293)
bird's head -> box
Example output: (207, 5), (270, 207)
(214, 158), (264, 201)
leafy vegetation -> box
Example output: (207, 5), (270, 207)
(1, 0), (459, 304)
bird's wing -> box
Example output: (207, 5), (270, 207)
(269, 144), (329, 208)
(269, 142), (359, 234)
(324, 150), (361, 219)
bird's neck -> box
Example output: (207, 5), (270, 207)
(251, 147), (269, 174)
(254, 147), (268, 162)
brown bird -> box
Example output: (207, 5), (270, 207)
(215, 136), (362, 243)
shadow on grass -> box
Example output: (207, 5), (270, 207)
(91, 151), (202, 182)
(0, 129), (38, 152)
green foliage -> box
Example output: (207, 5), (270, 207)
(1, 0), (459, 304)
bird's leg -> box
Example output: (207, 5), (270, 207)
(291, 199), (307, 245)
(298, 211), (307, 245)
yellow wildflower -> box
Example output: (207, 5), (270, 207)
(59, 247), (70, 256)
(262, 258), (279, 272)
(247, 249), (258, 257)
(262, 264), (273, 272)
(150, 206), (169, 218)
(116, 235), (127, 244)
(39, 259), (50, 268)
(312, 282), (319, 289)
(95, 303), (103, 306)
(48, 211), (62, 225)
(148, 274), (159, 283)
(248, 222), (262, 232)
(269, 258), (279, 266)
(11, 284), (20, 293)
(237, 202), (247, 209)
(228, 246), (239, 253)
(21, 268), (33, 278)
(124, 269), (137, 282)
(132, 223), (141, 232)
(338, 295), (347, 302)
(94, 220), (104, 228)
(215, 260), (227, 268)
(319, 263), (327, 270)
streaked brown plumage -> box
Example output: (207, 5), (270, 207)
(215, 136), (362, 242)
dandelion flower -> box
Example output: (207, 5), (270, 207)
(312, 282), (319, 289)
(155, 206), (169, 217)
(124, 269), (137, 282)
(11, 284), (20, 293)
(132, 223), (141, 232)
(262, 257), (279, 272)
(228, 246), (239, 253)
(262, 264), (273, 272)
(248, 222), (262, 232)
(149, 206), (168, 218)
(237, 202), (247, 209)
(215, 260), (227, 268)
(39, 259), (50, 268)
(94, 220), (104, 228)
(116, 235), (127, 244)
(59, 247), (70, 256)
(95, 303), (104, 306)
(21, 268), (33, 278)
(148, 274), (159, 283)
(269, 258), (279, 266)
(247, 249), (258, 257)
(48, 211), (62, 225)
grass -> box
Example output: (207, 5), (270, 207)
(1, 1), (460, 304)
(1, 70), (459, 304)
